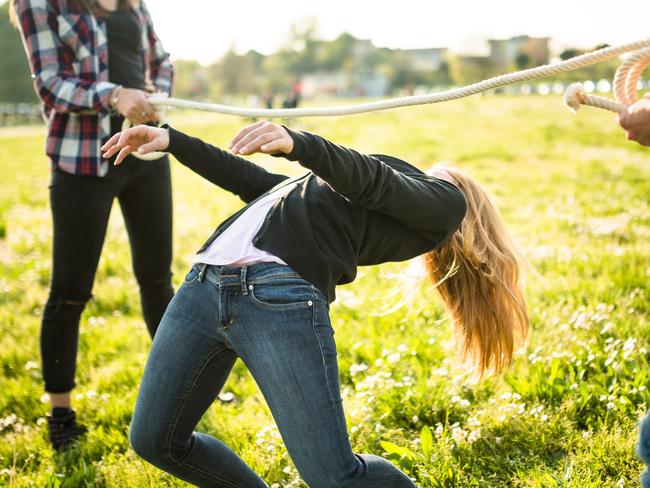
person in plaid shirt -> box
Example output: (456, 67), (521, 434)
(10, 0), (174, 450)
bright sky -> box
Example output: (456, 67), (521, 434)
(146, 0), (650, 65)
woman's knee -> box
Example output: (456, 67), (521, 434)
(294, 456), (361, 488)
(43, 295), (89, 321)
(129, 416), (171, 465)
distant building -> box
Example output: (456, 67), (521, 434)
(301, 71), (389, 98)
(301, 72), (347, 97)
(454, 55), (494, 84)
(402, 48), (449, 71)
(352, 38), (375, 60)
(488, 36), (550, 69)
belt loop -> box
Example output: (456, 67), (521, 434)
(198, 263), (207, 282)
(240, 266), (249, 295)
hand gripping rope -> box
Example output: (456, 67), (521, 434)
(127, 38), (650, 160)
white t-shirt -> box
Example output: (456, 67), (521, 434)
(193, 181), (299, 266)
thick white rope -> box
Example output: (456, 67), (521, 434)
(564, 46), (650, 114)
(129, 38), (650, 160)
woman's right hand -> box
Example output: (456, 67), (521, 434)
(111, 87), (159, 125)
(101, 126), (169, 165)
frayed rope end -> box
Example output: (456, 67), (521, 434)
(563, 83), (587, 113)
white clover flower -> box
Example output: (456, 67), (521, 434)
(386, 353), (401, 364)
(467, 428), (482, 444)
(24, 361), (38, 371)
(349, 363), (368, 376)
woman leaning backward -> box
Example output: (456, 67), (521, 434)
(102, 121), (530, 487)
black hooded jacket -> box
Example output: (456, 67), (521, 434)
(165, 125), (467, 303)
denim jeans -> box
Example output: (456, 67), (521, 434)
(130, 262), (417, 488)
(42, 156), (173, 393)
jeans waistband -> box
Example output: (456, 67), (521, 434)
(196, 262), (305, 294)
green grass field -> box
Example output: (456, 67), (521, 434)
(0, 95), (649, 487)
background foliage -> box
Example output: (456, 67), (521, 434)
(0, 96), (648, 487)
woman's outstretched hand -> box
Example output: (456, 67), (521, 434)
(228, 121), (294, 156)
(101, 125), (169, 165)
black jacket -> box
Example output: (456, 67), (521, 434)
(166, 126), (467, 303)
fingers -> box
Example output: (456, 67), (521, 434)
(230, 121), (289, 155)
(114, 146), (132, 166)
(101, 132), (122, 152)
(126, 104), (156, 125)
(236, 132), (279, 155)
(142, 100), (159, 122)
(228, 121), (268, 152)
(137, 140), (161, 155)
(101, 126), (150, 161)
(260, 139), (283, 152)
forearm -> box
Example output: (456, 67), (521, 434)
(166, 126), (288, 202)
(36, 73), (116, 113)
(16, 0), (115, 113)
(281, 128), (467, 239)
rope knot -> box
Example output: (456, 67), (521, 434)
(563, 83), (587, 113)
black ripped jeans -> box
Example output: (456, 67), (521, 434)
(42, 154), (174, 393)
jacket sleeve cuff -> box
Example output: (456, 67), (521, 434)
(96, 81), (119, 111)
(161, 124), (188, 155)
(273, 126), (313, 162)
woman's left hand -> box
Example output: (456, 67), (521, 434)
(228, 121), (294, 156)
(101, 125), (169, 165)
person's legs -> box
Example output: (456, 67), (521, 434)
(224, 264), (417, 488)
(118, 155), (174, 338)
(639, 412), (650, 488)
(130, 265), (268, 488)
(43, 167), (117, 447)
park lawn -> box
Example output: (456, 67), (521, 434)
(0, 95), (648, 487)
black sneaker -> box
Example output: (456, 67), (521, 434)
(47, 408), (86, 451)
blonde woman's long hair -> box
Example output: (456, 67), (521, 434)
(424, 165), (529, 376)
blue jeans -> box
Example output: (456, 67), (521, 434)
(130, 262), (416, 488)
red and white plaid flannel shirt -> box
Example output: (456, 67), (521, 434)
(15, 0), (174, 176)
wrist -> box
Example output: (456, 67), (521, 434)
(160, 128), (170, 150)
(109, 85), (123, 112)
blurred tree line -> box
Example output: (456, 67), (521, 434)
(0, 1), (37, 103)
(0, 6), (621, 104)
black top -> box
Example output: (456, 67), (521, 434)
(165, 125), (467, 303)
(104, 8), (146, 133)
(104, 8), (146, 90)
